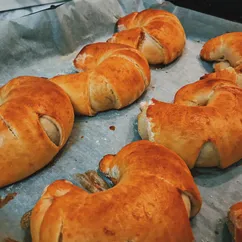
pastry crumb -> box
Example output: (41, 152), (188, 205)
(109, 126), (116, 131)
(0, 192), (17, 209)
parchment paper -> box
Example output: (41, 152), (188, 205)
(0, 0), (242, 241)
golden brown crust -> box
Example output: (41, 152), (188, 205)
(50, 72), (93, 115)
(228, 202), (242, 242)
(30, 140), (201, 242)
(0, 76), (74, 187)
(50, 42), (150, 116)
(108, 9), (186, 65)
(200, 64), (242, 87)
(200, 32), (242, 68)
(138, 73), (242, 169)
(108, 27), (143, 49)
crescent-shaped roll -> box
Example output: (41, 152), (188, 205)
(30, 140), (202, 242)
(0, 76), (74, 188)
(138, 74), (242, 169)
(200, 32), (242, 70)
(107, 9), (186, 65)
(228, 202), (242, 242)
(50, 42), (150, 116)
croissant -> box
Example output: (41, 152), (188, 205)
(0, 76), (74, 188)
(228, 202), (242, 242)
(138, 74), (242, 169)
(107, 9), (186, 65)
(200, 32), (242, 71)
(50, 42), (150, 116)
(30, 140), (202, 242)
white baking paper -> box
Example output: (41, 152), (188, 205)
(0, 0), (242, 241)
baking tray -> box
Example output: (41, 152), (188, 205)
(0, 0), (242, 241)
(0, 2), (69, 21)
(0, 0), (70, 12)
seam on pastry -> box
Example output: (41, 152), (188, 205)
(182, 190), (197, 218)
(207, 90), (215, 103)
(146, 100), (155, 141)
(157, 177), (192, 214)
(186, 88), (215, 107)
(97, 50), (115, 66)
(206, 81), (234, 104)
(37, 197), (54, 241)
(76, 50), (113, 71)
(103, 78), (119, 109)
(141, 29), (164, 52)
(39, 188), (72, 239)
(186, 100), (198, 106)
(57, 220), (63, 242)
(112, 53), (148, 88)
(43, 182), (73, 198)
(218, 37), (226, 61)
(87, 72), (98, 115)
(39, 199), (65, 242)
(88, 72), (118, 112)
(156, 177), (193, 218)
(117, 12), (139, 30)
(139, 30), (165, 62)
(0, 114), (17, 138)
(106, 80), (119, 109)
(141, 14), (178, 27)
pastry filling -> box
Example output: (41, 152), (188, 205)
(39, 115), (61, 146)
(196, 142), (220, 167)
(181, 193), (191, 218)
(137, 100), (154, 141)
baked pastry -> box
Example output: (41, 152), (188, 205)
(200, 64), (242, 86)
(50, 42), (150, 116)
(0, 76), (74, 188)
(228, 202), (242, 241)
(30, 140), (202, 242)
(107, 9), (186, 65)
(138, 74), (242, 169)
(200, 32), (242, 71)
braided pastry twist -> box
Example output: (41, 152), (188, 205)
(138, 72), (242, 169)
(30, 140), (201, 242)
(108, 9), (186, 65)
(0, 76), (74, 187)
(50, 42), (150, 116)
(200, 32), (242, 71)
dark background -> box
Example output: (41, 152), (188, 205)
(169, 0), (242, 23)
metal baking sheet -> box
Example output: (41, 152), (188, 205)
(0, 3), (67, 21)
(0, 0), (70, 12)
(0, 2), (68, 21)
(0, 0), (242, 241)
